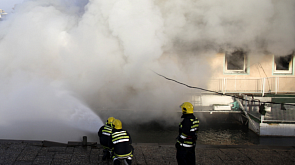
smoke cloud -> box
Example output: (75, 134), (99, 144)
(0, 0), (294, 142)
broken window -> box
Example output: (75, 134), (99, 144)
(274, 53), (294, 74)
(224, 50), (248, 74)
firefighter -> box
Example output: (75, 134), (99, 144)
(110, 119), (133, 165)
(176, 102), (199, 165)
(98, 117), (116, 160)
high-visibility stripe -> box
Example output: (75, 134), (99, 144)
(190, 128), (197, 131)
(113, 138), (130, 144)
(180, 135), (187, 139)
(102, 129), (112, 133)
(184, 140), (193, 144)
(193, 120), (199, 124)
(112, 132), (127, 138)
(102, 132), (110, 136)
(103, 128), (112, 130)
(112, 136), (129, 142)
(113, 130), (126, 134)
(104, 125), (112, 129)
(177, 141), (194, 147)
(102, 126), (112, 132)
(103, 128), (112, 132)
(103, 127), (112, 131)
(101, 125), (113, 135)
(180, 143), (194, 147)
(191, 124), (199, 128)
(114, 151), (133, 158)
(112, 131), (127, 136)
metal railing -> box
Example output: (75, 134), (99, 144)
(239, 94), (295, 122)
(207, 77), (295, 96)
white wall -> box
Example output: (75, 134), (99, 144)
(260, 123), (295, 136)
(201, 95), (233, 106)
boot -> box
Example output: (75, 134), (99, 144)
(102, 150), (109, 160)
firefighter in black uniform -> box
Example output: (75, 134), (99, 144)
(110, 119), (133, 165)
(176, 102), (199, 165)
(98, 117), (116, 160)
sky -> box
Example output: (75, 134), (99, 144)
(0, 0), (294, 142)
(0, 0), (24, 13)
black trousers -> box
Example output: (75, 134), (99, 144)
(113, 159), (132, 165)
(175, 143), (196, 165)
(102, 149), (111, 160)
(113, 145), (134, 165)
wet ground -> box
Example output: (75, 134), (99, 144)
(1, 140), (295, 165)
(85, 110), (295, 147)
(116, 112), (295, 146)
(1, 111), (295, 164)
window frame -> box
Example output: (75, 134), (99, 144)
(224, 51), (249, 75)
(273, 54), (294, 75)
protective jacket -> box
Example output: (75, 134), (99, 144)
(98, 124), (113, 149)
(109, 129), (133, 158)
(177, 114), (199, 147)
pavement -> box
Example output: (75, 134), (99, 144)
(0, 139), (295, 165)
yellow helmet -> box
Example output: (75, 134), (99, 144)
(113, 119), (122, 129)
(180, 102), (194, 114)
(107, 117), (115, 125)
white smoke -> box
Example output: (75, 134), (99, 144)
(0, 71), (103, 142)
(171, 0), (294, 55)
(0, 0), (294, 141)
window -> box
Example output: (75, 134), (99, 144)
(224, 50), (248, 74)
(273, 53), (294, 75)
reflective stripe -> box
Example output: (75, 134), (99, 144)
(193, 120), (199, 124)
(191, 124), (199, 128)
(180, 135), (187, 139)
(104, 125), (112, 130)
(113, 130), (126, 134)
(177, 140), (195, 147)
(178, 142), (194, 147)
(102, 129), (112, 133)
(101, 125), (113, 135)
(190, 118), (199, 132)
(190, 128), (197, 131)
(177, 141), (194, 147)
(114, 151), (133, 158)
(103, 129), (112, 132)
(113, 132), (127, 138)
(113, 138), (129, 144)
(184, 140), (193, 144)
(102, 132), (110, 136)
(112, 130), (130, 145)
(112, 131), (127, 138)
(112, 135), (129, 142)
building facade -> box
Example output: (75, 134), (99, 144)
(207, 51), (295, 95)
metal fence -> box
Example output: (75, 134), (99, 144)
(239, 95), (295, 123)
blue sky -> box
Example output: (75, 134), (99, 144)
(0, 0), (24, 13)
